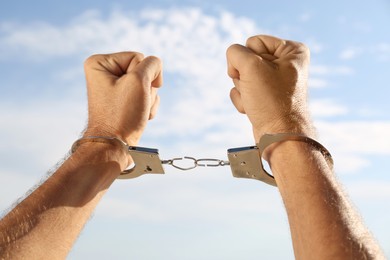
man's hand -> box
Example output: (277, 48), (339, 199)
(83, 52), (163, 146)
(227, 35), (313, 142)
(0, 52), (163, 259)
(227, 35), (386, 259)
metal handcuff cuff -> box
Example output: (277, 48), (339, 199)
(71, 133), (333, 187)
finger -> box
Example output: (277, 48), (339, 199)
(230, 87), (246, 114)
(246, 35), (284, 57)
(84, 52), (145, 77)
(127, 52), (144, 72)
(226, 44), (248, 79)
(151, 69), (163, 88)
(148, 87), (158, 119)
(227, 60), (240, 79)
(245, 36), (281, 68)
(107, 51), (144, 74)
(149, 95), (160, 120)
(231, 77), (243, 93)
(226, 44), (262, 78)
(150, 86), (158, 105)
(246, 35), (308, 60)
(133, 56), (163, 88)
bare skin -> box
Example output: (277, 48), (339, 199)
(227, 35), (385, 259)
(0, 35), (385, 259)
(0, 52), (163, 259)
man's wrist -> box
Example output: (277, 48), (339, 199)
(265, 139), (332, 184)
(252, 117), (315, 143)
(71, 140), (131, 173)
(83, 123), (139, 147)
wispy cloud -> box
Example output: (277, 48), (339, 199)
(315, 120), (390, 173)
(308, 78), (328, 88)
(339, 47), (362, 60)
(339, 44), (390, 61)
(99, 181), (280, 222)
(0, 8), (259, 62)
(310, 99), (349, 118)
(1, 7), (390, 224)
(308, 65), (354, 88)
(317, 121), (390, 155)
(348, 181), (390, 201)
(310, 65), (354, 75)
(376, 43), (390, 62)
(305, 38), (324, 54)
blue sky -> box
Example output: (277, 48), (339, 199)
(0, 0), (389, 259)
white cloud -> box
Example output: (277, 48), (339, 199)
(376, 43), (390, 62)
(353, 21), (372, 34)
(0, 7), (262, 147)
(305, 38), (324, 54)
(377, 43), (390, 53)
(307, 64), (354, 90)
(0, 7), (262, 145)
(0, 170), (42, 216)
(0, 8), (259, 63)
(339, 48), (361, 60)
(0, 100), (86, 170)
(310, 65), (354, 75)
(0, 8), (390, 223)
(308, 65), (354, 89)
(316, 121), (390, 155)
(310, 99), (349, 118)
(0, 8), (266, 225)
(347, 181), (390, 201)
(332, 153), (371, 174)
(315, 120), (390, 174)
(339, 44), (389, 62)
(308, 78), (328, 88)
(98, 181), (280, 222)
(1, 7), (390, 258)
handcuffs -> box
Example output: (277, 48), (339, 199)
(72, 133), (333, 187)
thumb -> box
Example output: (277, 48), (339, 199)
(230, 87), (246, 114)
(132, 56), (163, 88)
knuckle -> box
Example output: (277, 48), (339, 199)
(297, 43), (310, 59)
(129, 70), (145, 85)
(133, 52), (145, 61)
(297, 42), (309, 53)
(226, 44), (241, 56)
(287, 40), (309, 54)
(84, 54), (104, 68)
(245, 54), (261, 67)
(299, 43), (310, 57)
(246, 35), (259, 46)
(147, 55), (162, 65)
(149, 112), (156, 120)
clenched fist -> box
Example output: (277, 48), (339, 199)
(227, 35), (314, 142)
(83, 52), (163, 146)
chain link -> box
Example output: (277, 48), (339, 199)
(161, 156), (230, 171)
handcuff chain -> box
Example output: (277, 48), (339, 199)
(161, 156), (230, 171)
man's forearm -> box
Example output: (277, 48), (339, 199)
(269, 141), (385, 259)
(0, 142), (126, 259)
